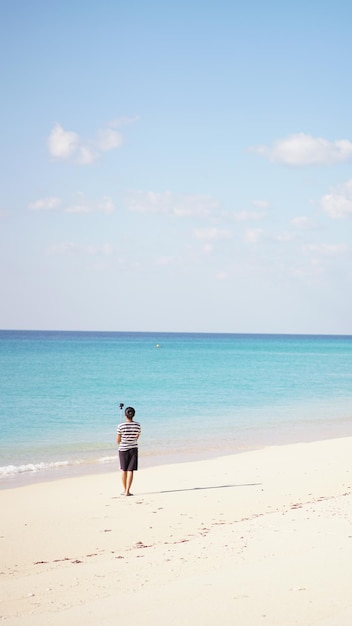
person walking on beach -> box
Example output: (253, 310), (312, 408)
(116, 406), (141, 496)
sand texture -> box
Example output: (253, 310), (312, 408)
(1, 437), (352, 625)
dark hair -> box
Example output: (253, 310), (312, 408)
(125, 406), (135, 419)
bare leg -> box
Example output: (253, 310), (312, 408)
(121, 470), (127, 494)
(125, 471), (134, 495)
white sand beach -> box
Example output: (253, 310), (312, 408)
(1, 437), (352, 625)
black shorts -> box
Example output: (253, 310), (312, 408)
(119, 448), (138, 471)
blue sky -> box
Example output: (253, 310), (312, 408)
(1, 0), (352, 333)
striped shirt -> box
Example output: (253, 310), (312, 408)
(117, 421), (141, 451)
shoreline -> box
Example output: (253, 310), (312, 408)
(2, 414), (352, 490)
(1, 435), (352, 624)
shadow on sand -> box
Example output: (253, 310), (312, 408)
(142, 483), (262, 495)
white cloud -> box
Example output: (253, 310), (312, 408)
(97, 197), (115, 215)
(320, 179), (352, 218)
(242, 228), (291, 244)
(96, 128), (123, 151)
(244, 228), (263, 243)
(47, 241), (115, 256)
(110, 115), (140, 128)
(86, 243), (115, 256)
(47, 117), (137, 165)
(304, 243), (348, 255)
(203, 243), (214, 254)
(29, 193), (115, 215)
(252, 200), (270, 209)
(291, 263), (324, 278)
(48, 124), (79, 160)
(48, 123), (98, 164)
(291, 216), (319, 230)
(47, 241), (78, 255)
(214, 271), (228, 281)
(155, 255), (177, 266)
(232, 210), (266, 221)
(193, 227), (232, 241)
(28, 197), (62, 210)
(274, 231), (295, 242)
(127, 191), (219, 217)
(65, 194), (116, 215)
(250, 133), (352, 165)
(76, 145), (98, 165)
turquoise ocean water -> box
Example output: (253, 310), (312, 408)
(1, 330), (352, 485)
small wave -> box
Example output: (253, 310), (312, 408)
(98, 455), (116, 464)
(0, 460), (74, 477)
(0, 455), (117, 478)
